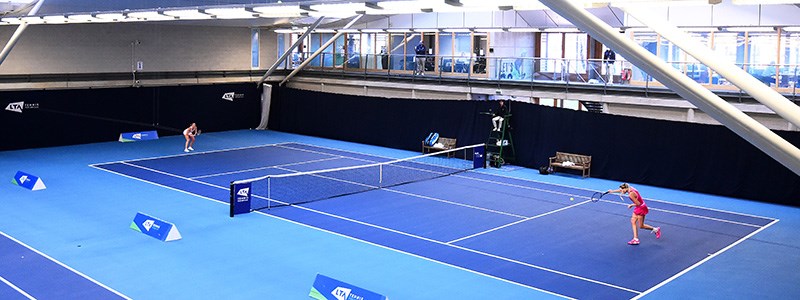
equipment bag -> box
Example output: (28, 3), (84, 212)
(424, 132), (440, 146)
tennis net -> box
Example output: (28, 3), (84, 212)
(229, 143), (485, 215)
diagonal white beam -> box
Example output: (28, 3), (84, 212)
(622, 5), (800, 130)
(0, 0), (45, 66)
(259, 16), (325, 84)
(538, 0), (800, 176)
(280, 14), (363, 86)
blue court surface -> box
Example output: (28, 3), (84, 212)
(1, 129), (799, 299)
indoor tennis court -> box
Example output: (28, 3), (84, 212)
(2, 130), (794, 299)
(3, 1), (800, 299)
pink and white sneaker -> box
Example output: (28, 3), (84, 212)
(654, 227), (661, 239)
(627, 238), (640, 245)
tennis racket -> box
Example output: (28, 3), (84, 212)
(590, 191), (608, 202)
(195, 129), (201, 136)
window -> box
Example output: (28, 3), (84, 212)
(251, 29), (259, 69)
(564, 33), (587, 73)
(541, 32), (563, 72)
(454, 33), (471, 73)
(439, 33), (454, 72)
(345, 33), (361, 69)
(748, 33), (778, 86)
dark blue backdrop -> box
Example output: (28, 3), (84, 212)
(0, 83), (261, 151)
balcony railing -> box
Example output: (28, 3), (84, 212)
(278, 52), (799, 99)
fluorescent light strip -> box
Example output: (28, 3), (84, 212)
(308, 2), (380, 17)
(442, 28), (472, 32)
(360, 29), (386, 33)
(475, 28), (507, 32)
(1, 17), (22, 25)
(203, 7), (257, 19)
(252, 5), (307, 18)
(386, 28), (411, 33)
(67, 14), (100, 23)
(127, 11), (176, 21)
(42, 15), (69, 23)
(680, 27), (720, 32)
(163, 9), (214, 20)
(732, 0), (800, 4)
(94, 13), (128, 22)
(20, 16), (45, 24)
(543, 27), (581, 33)
(783, 27), (800, 32)
(726, 26), (775, 32)
(507, 27), (541, 32)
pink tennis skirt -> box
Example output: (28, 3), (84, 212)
(633, 204), (649, 216)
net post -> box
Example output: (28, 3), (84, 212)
(229, 181), (235, 218)
(379, 164), (383, 187)
(267, 177), (272, 209)
(473, 144), (486, 169)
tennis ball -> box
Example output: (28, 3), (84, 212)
(570, 197), (574, 201)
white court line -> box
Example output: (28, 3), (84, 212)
(119, 162), (228, 190)
(386, 189), (528, 219)
(89, 142), (292, 166)
(191, 156), (344, 179)
(0, 275), (35, 300)
(647, 207), (763, 228)
(631, 218), (780, 300)
(279, 142), (395, 162)
(249, 209), (577, 299)
(447, 200), (591, 244)
(0, 231), (131, 300)
(253, 192), (642, 295)
(89, 165), (230, 205)
(453, 174), (769, 228)
(456, 171), (776, 221)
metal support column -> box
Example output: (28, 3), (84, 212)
(258, 16), (324, 84)
(280, 14), (363, 86)
(538, 0), (800, 176)
(623, 5), (800, 129)
(0, 0), (45, 66)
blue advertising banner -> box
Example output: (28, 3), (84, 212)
(13, 171), (46, 191)
(309, 274), (387, 300)
(129, 212), (181, 242)
(119, 130), (159, 142)
(473, 145), (485, 169)
(230, 182), (252, 217)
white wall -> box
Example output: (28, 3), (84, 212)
(0, 23), (257, 75)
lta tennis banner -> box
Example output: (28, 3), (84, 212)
(119, 130), (159, 142)
(129, 212), (182, 242)
(309, 274), (387, 300)
(12, 171), (46, 191)
(230, 182), (252, 217)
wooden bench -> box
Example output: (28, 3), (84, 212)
(549, 152), (591, 178)
(422, 137), (457, 157)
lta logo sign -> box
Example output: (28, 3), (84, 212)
(5, 101), (39, 113)
(221, 92), (244, 101)
(5, 101), (23, 113)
